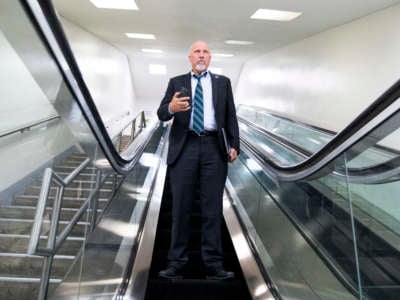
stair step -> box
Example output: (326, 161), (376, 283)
(0, 234), (83, 255)
(0, 218), (88, 236)
(0, 206), (101, 220)
(58, 159), (90, 166)
(54, 164), (95, 170)
(0, 277), (59, 300)
(53, 172), (97, 180)
(0, 253), (74, 277)
(13, 195), (109, 209)
(35, 179), (114, 189)
(23, 186), (112, 198)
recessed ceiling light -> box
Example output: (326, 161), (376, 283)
(149, 64), (166, 75)
(214, 53), (234, 57)
(250, 9), (302, 21)
(142, 48), (164, 53)
(225, 40), (254, 45)
(90, 0), (138, 10)
(209, 67), (223, 74)
(125, 33), (156, 40)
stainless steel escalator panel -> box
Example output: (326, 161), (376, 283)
(227, 156), (357, 300)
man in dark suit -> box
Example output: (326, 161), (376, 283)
(157, 40), (240, 280)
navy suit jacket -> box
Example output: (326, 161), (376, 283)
(157, 72), (240, 165)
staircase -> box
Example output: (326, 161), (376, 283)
(145, 172), (252, 300)
(0, 152), (113, 299)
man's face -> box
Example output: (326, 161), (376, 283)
(188, 41), (211, 74)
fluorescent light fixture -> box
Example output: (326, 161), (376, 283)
(250, 8), (302, 21)
(214, 53), (234, 57)
(125, 33), (155, 40)
(149, 64), (166, 75)
(141, 48), (163, 53)
(225, 40), (253, 45)
(209, 67), (223, 74)
(90, 0), (138, 10)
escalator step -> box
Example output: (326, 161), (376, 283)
(145, 176), (251, 300)
(146, 278), (249, 300)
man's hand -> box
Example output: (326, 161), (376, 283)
(228, 148), (238, 163)
(169, 92), (191, 113)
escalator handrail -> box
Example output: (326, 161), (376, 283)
(239, 116), (400, 184)
(23, 0), (140, 174)
(237, 79), (400, 181)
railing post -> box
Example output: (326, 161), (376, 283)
(28, 168), (53, 255)
(117, 132), (123, 152)
(47, 186), (64, 251)
(38, 256), (54, 300)
(37, 185), (64, 299)
(90, 170), (102, 231)
(140, 111), (146, 128)
(131, 118), (136, 140)
(112, 173), (118, 197)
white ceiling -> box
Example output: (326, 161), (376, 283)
(52, 0), (400, 102)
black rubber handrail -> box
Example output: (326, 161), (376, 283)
(237, 79), (400, 181)
(239, 115), (400, 184)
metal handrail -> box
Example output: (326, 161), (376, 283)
(113, 111), (147, 153)
(27, 157), (121, 299)
(0, 115), (60, 138)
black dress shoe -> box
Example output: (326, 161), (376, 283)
(158, 266), (183, 279)
(206, 268), (235, 280)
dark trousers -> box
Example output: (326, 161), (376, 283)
(168, 134), (227, 270)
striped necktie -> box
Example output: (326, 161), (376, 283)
(192, 73), (206, 134)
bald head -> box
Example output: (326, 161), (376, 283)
(188, 40), (211, 74)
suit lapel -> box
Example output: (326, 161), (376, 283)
(182, 72), (192, 127)
(211, 72), (221, 128)
(184, 72), (192, 96)
(210, 72), (218, 111)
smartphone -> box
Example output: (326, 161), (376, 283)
(178, 87), (191, 105)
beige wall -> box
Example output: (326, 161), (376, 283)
(235, 4), (400, 133)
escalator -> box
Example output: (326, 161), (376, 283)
(1, 2), (267, 299)
(144, 174), (251, 300)
(230, 98), (400, 299)
(0, 1), (167, 299)
(3, 1), (400, 300)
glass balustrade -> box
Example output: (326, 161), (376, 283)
(231, 104), (400, 299)
(0, 1), (160, 299)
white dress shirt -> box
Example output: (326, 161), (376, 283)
(190, 71), (216, 131)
